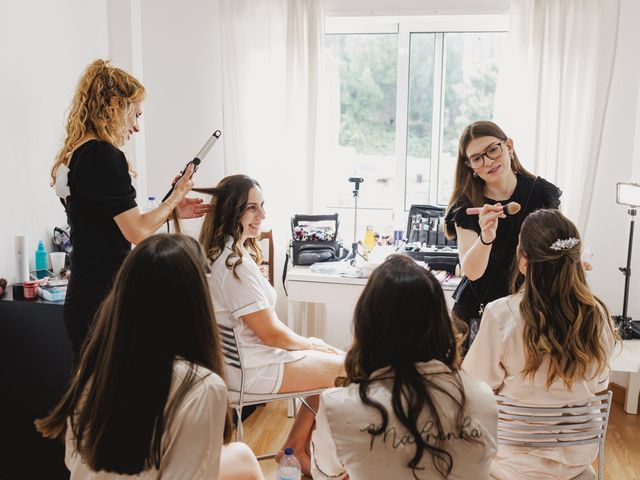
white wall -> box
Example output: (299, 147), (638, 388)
(585, 0), (640, 324)
(0, 0), (109, 282)
(106, 0), (225, 240)
(585, 0), (640, 388)
(137, 0), (225, 224)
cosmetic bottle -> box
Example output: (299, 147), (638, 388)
(35, 240), (48, 272)
(363, 225), (376, 257)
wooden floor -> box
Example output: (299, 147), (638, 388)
(239, 393), (640, 480)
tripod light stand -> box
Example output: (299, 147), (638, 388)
(615, 182), (640, 339)
(344, 177), (367, 265)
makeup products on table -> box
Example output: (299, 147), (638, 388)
(22, 280), (39, 300)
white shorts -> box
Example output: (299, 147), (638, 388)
(225, 362), (285, 395)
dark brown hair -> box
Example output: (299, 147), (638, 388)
(338, 255), (469, 478)
(516, 209), (614, 388)
(196, 174), (263, 278)
(445, 120), (535, 238)
(35, 234), (231, 474)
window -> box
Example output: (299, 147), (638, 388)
(317, 16), (508, 238)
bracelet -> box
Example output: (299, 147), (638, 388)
(480, 232), (495, 245)
(162, 200), (176, 212)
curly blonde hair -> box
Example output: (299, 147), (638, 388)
(50, 59), (146, 185)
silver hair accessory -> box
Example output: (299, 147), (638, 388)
(550, 237), (579, 251)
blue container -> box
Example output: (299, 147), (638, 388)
(35, 240), (48, 272)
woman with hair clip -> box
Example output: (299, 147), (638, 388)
(35, 234), (263, 480)
(311, 255), (498, 480)
(196, 175), (344, 476)
(463, 209), (616, 480)
(444, 121), (561, 346)
(50, 59), (210, 360)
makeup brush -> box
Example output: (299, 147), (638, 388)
(466, 201), (521, 216)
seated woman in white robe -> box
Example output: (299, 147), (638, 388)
(463, 209), (617, 480)
(311, 254), (498, 480)
(196, 175), (344, 476)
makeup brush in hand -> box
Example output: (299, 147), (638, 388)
(466, 201), (521, 216)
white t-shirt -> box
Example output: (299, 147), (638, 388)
(65, 359), (228, 479)
(311, 360), (498, 480)
(208, 239), (304, 369)
(462, 293), (615, 480)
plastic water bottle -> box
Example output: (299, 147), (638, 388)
(277, 447), (301, 480)
(35, 240), (48, 271)
(144, 196), (158, 212)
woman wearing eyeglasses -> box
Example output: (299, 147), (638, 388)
(444, 121), (561, 348)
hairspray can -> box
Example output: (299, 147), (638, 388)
(15, 234), (29, 282)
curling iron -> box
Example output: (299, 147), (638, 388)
(161, 130), (221, 202)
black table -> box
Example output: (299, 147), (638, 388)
(0, 289), (71, 479)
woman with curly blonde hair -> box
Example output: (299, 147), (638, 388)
(53, 59), (209, 361)
(463, 209), (616, 480)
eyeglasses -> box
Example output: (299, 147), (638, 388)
(465, 141), (506, 169)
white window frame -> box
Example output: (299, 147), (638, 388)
(324, 15), (508, 217)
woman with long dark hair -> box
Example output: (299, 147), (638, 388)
(444, 121), (561, 346)
(196, 175), (344, 475)
(311, 255), (497, 479)
(35, 234), (263, 479)
(463, 209), (616, 479)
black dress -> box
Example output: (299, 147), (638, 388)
(445, 174), (561, 330)
(63, 140), (137, 359)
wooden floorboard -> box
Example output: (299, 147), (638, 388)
(238, 395), (640, 480)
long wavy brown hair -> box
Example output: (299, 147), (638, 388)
(515, 209), (614, 389)
(338, 255), (474, 479)
(50, 59), (145, 185)
(196, 175), (263, 278)
(35, 234), (231, 474)
(445, 120), (535, 238)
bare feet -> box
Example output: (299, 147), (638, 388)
(275, 449), (284, 464)
(297, 451), (311, 477)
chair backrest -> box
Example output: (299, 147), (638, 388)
(496, 392), (612, 479)
(219, 324), (242, 371)
(258, 230), (274, 286)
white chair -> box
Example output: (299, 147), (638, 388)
(219, 324), (324, 460)
(495, 392), (613, 480)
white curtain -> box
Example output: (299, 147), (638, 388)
(218, 0), (324, 316)
(493, 0), (621, 231)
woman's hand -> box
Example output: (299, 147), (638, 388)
(177, 197), (212, 219)
(172, 163), (195, 199)
(478, 203), (506, 244)
(308, 337), (343, 355)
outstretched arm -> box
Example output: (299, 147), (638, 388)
(114, 164), (195, 244)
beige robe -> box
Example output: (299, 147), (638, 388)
(311, 360), (498, 479)
(65, 360), (228, 479)
(463, 293), (615, 480)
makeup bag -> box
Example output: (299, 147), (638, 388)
(289, 214), (345, 266)
(406, 204), (457, 247)
(282, 213), (346, 295)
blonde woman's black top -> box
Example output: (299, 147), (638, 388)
(66, 140), (137, 271)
